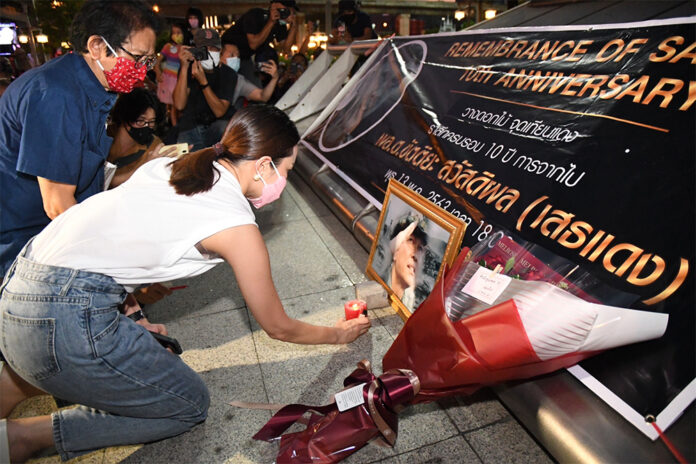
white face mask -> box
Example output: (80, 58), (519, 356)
(225, 56), (241, 72)
(200, 50), (220, 70)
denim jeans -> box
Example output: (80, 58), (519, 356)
(0, 256), (209, 460)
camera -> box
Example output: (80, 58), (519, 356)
(189, 46), (208, 61)
(278, 8), (291, 19)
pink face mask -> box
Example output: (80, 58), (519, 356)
(248, 161), (287, 209)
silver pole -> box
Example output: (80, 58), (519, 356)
(324, 0), (332, 34)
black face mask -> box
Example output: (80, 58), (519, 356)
(126, 125), (154, 146)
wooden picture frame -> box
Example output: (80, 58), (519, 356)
(367, 179), (467, 320)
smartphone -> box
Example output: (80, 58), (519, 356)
(163, 143), (189, 158)
(149, 331), (183, 355)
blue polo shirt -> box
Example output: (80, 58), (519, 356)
(0, 53), (117, 275)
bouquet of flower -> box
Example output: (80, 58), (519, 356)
(383, 232), (669, 402)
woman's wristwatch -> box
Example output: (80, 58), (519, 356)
(127, 309), (146, 322)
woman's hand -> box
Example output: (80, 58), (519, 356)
(138, 319), (168, 336)
(334, 314), (371, 344)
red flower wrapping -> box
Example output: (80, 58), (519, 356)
(252, 361), (420, 463)
(383, 248), (597, 403)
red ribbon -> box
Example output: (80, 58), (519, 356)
(252, 360), (420, 463)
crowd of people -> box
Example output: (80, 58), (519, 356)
(0, 1), (373, 462)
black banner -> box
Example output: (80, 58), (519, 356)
(304, 20), (695, 423)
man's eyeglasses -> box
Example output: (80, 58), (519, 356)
(100, 36), (157, 71)
(119, 46), (157, 70)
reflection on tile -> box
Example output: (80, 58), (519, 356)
(465, 419), (553, 464)
(10, 395), (56, 419)
(262, 220), (353, 300)
(398, 435), (480, 464)
(287, 173), (332, 218)
(392, 402), (459, 454)
(308, 214), (369, 285)
(370, 306), (404, 340)
(255, 187), (306, 229)
(251, 287), (400, 464)
(170, 308), (255, 367)
(439, 389), (511, 433)
(251, 287), (391, 405)
(29, 449), (104, 464)
(145, 264), (246, 323)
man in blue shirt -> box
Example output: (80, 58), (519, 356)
(0, 0), (159, 276)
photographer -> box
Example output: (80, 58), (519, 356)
(173, 29), (279, 151)
(221, 1), (298, 85)
(329, 0), (376, 45)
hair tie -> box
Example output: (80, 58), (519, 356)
(213, 142), (225, 157)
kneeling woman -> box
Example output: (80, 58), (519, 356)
(0, 105), (370, 462)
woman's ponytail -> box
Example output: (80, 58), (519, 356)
(168, 147), (221, 196)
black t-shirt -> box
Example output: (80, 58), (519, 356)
(333, 11), (376, 40)
(221, 8), (290, 60)
(177, 65), (239, 131)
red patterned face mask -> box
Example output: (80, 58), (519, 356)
(96, 37), (147, 93)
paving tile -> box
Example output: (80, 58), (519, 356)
(464, 419), (553, 464)
(250, 285), (400, 463)
(255, 184), (306, 229)
(262, 220), (353, 300)
(397, 435), (481, 464)
(370, 306), (405, 340)
(392, 402), (459, 455)
(308, 214), (369, 285)
(370, 456), (402, 464)
(9, 395), (56, 419)
(342, 443), (399, 464)
(251, 286), (460, 463)
(28, 447), (104, 464)
(287, 172), (333, 218)
(144, 263), (246, 324)
(168, 305), (256, 366)
(251, 286), (391, 403)
(438, 389), (511, 433)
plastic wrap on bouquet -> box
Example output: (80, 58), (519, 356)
(383, 244), (669, 403)
(252, 361), (419, 464)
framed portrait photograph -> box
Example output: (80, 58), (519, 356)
(367, 179), (467, 319)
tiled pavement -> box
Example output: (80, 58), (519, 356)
(18, 172), (553, 464)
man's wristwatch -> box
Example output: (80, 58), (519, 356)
(127, 309), (146, 322)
